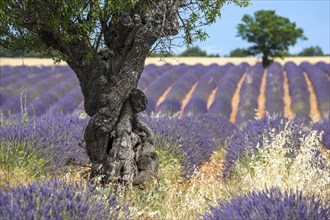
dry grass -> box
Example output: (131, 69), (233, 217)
(256, 69), (267, 119)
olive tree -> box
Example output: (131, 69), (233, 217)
(237, 10), (306, 67)
(0, 0), (248, 185)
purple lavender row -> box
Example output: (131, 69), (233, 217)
(157, 64), (206, 115)
(138, 64), (171, 91)
(1, 70), (74, 116)
(208, 62), (250, 119)
(0, 66), (74, 105)
(0, 66), (42, 82)
(236, 62), (264, 125)
(265, 62), (285, 115)
(144, 65), (189, 114)
(48, 86), (84, 115)
(202, 187), (328, 220)
(0, 67), (46, 100)
(315, 61), (330, 76)
(183, 64), (232, 115)
(0, 179), (129, 219)
(284, 62), (310, 117)
(26, 75), (79, 116)
(300, 62), (330, 118)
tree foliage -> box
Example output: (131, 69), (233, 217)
(297, 46), (324, 57)
(237, 10), (306, 67)
(179, 46), (207, 56)
(228, 48), (248, 57)
(0, 0), (249, 61)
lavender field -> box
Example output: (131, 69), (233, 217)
(1, 61), (330, 123)
(0, 61), (329, 219)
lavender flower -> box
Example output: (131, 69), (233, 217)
(284, 62), (310, 117)
(265, 62), (284, 115)
(315, 61), (330, 76)
(300, 62), (330, 118)
(0, 115), (89, 171)
(223, 114), (314, 178)
(313, 117), (330, 149)
(187, 65), (227, 102)
(0, 179), (131, 220)
(202, 187), (329, 220)
(236, 63), (264, 125)
(209, 63), (249, 119)
(161, 64), (205, 105)
(138, 64), (169, 90)
(145, 65), (187, 114)
(183, 98), (208, 115)
(143, 114), (237, 177)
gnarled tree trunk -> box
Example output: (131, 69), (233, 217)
(67, 2), (180, 184)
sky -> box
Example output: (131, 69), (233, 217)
(174, 0), (330, 56)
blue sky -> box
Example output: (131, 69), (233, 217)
(174, 0), (330, 56)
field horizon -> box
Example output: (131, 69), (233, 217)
(1, 56), (330, 66)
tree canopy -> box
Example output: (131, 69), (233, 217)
(179, 46), (207, 56)
(236, 10), (306, 67)
(1, 0), (249, 62)
(297, 46), (324, 57)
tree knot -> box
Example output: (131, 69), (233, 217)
(130, 89), (148, 113)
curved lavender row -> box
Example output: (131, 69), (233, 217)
(0, 179), (130, 220)
(0, 66), (43, 83)
(313, 117), (330, 149)
(145, 65), (188, 114)
(187, 65), (228, 103)
(236, 62), (264, 125)
(182, 98), (208, 115)
(202, 187), (328, 220)
(208, 63), (249, 119)
(300, 62), (330, 118)
(48, 86), (84, 115)
(0, 66), (26, 81)
(265, 62), (284, 115)
(157, 64), (206, 110)
(142, 114), (237, 177)
(138, 64), (171, 90)
(223, 115), (314, 178)
(0, 115), (89, 170)
(315, 61), (330, 76)
(0, 66), (74, 105)
(26, 75), (79, 116)
(284, 62), (310, 117)
(156, 99), (182, 115)
(1, 71), (74, 116)
(0, 67), (49, 105)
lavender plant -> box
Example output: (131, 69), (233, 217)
(236, 62), (264, 125)
(202, 187), (329, 220)
(0, 179), (131, 219)
(284, 62), (310, 117)
(224, 115), (329, 201)
(188, 65), (227, 102)
(300, 62), (330, 118)
(316, 61), (330, 76)
(0, 115), (89, 172)
(143, 114), (237, 177)
(183, 98), (208, 115)
(160, 64), (205, 105)
(137, 64), (169, 90)
(313, 117), (330, 149)
(265, 62), (285, 115)
(209, 63), (249, 119)
(156, 99), (182, 115)
(145, 65), (187, 114)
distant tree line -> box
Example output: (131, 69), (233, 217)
(228, 46), (326, 57)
